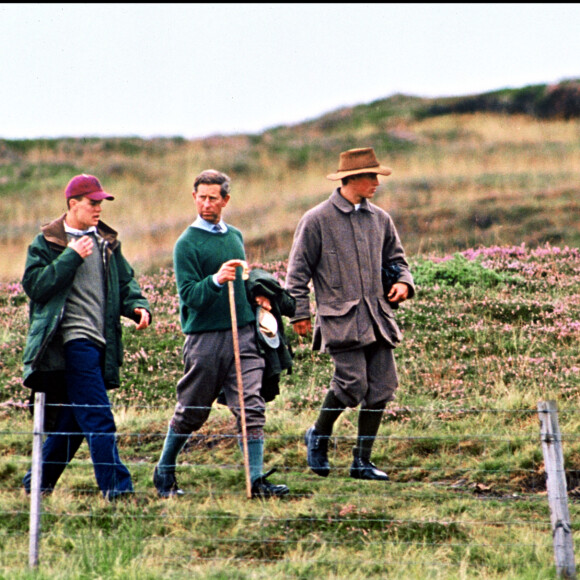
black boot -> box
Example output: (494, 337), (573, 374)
(153, 465), (185, 498)
(304, 426), (330, 477)
(350, 405), (388, 480)
(251, 468), (289, 499)
(350, 452), (389, 481)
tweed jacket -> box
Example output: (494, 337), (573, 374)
(285, 189), (414, 353)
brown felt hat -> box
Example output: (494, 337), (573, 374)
(326, 147), (392, 181)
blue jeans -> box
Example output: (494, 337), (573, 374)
(23, 339), (133, 498)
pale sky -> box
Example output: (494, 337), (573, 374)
(1, 3), (579, 140)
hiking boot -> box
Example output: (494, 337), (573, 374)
(350, 456), (389, 481)
(251, 468), (289, 499)
(153, 465), (185, 498)
(304, 426), (330, 477)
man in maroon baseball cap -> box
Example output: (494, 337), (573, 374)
(21, 173), (151, 500)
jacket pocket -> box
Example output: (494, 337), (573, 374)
(24, 312), (58, 364)
(318, 299), (360, 350)
(377, 297), (403, 344)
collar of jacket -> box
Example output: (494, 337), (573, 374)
(41, 213), (119, 250)
(331, 188), (375, 214)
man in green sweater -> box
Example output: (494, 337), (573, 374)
(153, 169), (289, 499)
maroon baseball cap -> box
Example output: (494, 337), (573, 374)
(65, 174), (115, 201)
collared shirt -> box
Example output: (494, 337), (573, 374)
(63, 221), (104, 261)
(191, 216), (228, 234)
(191, 216), (228, 286)
(64, 223), (98, 236)
(60, 223), (106, 347)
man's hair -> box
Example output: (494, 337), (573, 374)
(66, 195), (83, 209)
(193, 169), (231, 198)
(341, 172), (379, 186)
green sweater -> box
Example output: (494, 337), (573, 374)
(173, 225), (255, 334)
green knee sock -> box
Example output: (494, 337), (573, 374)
(238, 437), (264, 483)
(157, 426), (190, 474)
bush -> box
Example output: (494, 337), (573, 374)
(412, 253), (507, 289)
(417, 80), (580, 120)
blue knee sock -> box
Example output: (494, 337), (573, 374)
(238, 437), (264, 483)
(157, 426), (189, 474)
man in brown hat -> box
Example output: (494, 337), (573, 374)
(285, 148), (415, 481)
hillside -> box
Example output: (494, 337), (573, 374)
(1, 79), (580, 578)
(0, 79), (579, 281)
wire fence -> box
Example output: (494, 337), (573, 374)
(1, 400), (578, 578)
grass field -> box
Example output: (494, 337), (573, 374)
(1, 243), (579, 579)
(1, 85), (580, 578)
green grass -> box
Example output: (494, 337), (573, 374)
(1, 243), (579, 578)
(1, 83), (579, 577)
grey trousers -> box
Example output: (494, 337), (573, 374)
(330, 339), (398, 408)
(170, 324), (266, 435)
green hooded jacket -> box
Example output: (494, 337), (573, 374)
(21, 214), (151, 391)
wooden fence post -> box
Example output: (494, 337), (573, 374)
(538, 400), (576, 579)
(28, 391), (45, 568)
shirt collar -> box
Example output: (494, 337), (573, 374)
(192, 216), (228, 233)
(64, 222), (98, 236)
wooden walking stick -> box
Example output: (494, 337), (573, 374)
(228, 267), (253, 499)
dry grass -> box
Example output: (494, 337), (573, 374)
(1, 112), (579, 280)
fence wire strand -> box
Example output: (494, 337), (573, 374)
(1, 401), (577, 577)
